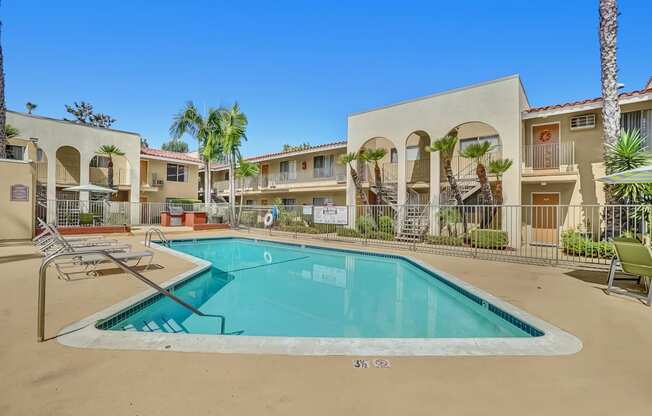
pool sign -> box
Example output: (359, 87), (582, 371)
(314, 206), (347, 225)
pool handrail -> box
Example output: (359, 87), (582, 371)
(145, 227), (170, 247)
(37, 250), (208, 342)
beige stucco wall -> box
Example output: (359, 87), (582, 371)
(0, 160), (35, 240)
(141, 158), (199, 203)
(238, 191), (346, 206)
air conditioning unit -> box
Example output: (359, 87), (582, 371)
(153, 179), (164, 186)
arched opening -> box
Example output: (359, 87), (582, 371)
(357, 137), (396, 205)
(55, 146), (81, 200)
(404, 130), (431, 204)
(89, 152), (129, 201)
(439, 121), (501, 205)
(35, 148), (48, 223)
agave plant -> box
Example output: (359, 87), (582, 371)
(338, 152), (369, 205)
(605, 129), (652, 203)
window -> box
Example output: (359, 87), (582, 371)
(279, 160), (296, 180)
(166, 163), (186, 182)
(6, 145), (25, 160)
(90, 155), (110, 168)
(406, 145), (420, 161)
(281, 198), (296, 206)
(570, 114), (596, 130)
(245, 199), (254, 205)
(36, 148), (45, 161)
(459, 135), (500, 152)
(622, 110), (652, 147)
(313, 155), (334, 177)
(312, 197), (332, 206)
(390, 148), (398, 163)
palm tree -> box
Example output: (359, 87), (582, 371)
(460, 141), (495, 206)
(218, 103), (248, 223)
(235, 160), (259, 226)
(425, 131), (463, 206)
(5, 124), (18, 139)
(170, 102), (222, 204)
(488, 159), (513, 205)
(0, 19), (6, 159)
(26, 102), (37, 114)
(599, 0), (620, 151)
(360, 148), (387, 203)
(338, 152), (369, 205)
(605, 130), (652, 203)
(96, 144), (125, 189)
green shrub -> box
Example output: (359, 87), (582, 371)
(377, 215), (395, 234)
(279, 225), (321, 234)
(79, 213), (94, 225)
(356, 216), (376, 233)
(106, 212), (129, 225)
(168, 198), (202, 204)
(336, 228), (362, 238)
(424, 235), (464, 246)
(470, 229), (508, 249)
(561, 230), (614, 258)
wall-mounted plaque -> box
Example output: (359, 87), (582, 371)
(10, 184), (29, 201)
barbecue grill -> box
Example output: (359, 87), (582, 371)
(169, 206), (184, 226)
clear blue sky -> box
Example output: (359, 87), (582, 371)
(4, 1), (651, 157)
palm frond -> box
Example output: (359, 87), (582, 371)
(360, 148), (387, 162)
(236, 160), (260, 178)
(605, 129), (652, 203)
(426, 134), (458, 158)
(97, 144), (125, 156)
(338, 152), (359, 166)
(488, 158), (513, 178)
(460, 141), (494, 160)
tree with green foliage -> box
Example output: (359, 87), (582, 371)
(488, 158), (513, 205)
(140, 137), (149, 149)
(426, 130), (463, 206)
(65, 101), (116, 128)
(161, 137), (189, 153)
(5, 124), (18, 139)
(170, 102), (223, 204)
(218, 102), (248, 223)
(235, 160), (259, 225)
(605, 130), (652, 203)
(97, 144), (125, 189)
(360, 148), (387, 203)
(282, 142), (311, 152)
(460, 141), (495, 205)
(25, 102), (37, 114)
(338, 152), (369, 205)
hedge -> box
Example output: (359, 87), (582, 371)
(279, 225), (322, 234)
(424, 235), (464, 246)
(561, 230), (614, 258)
(469, 229), (508, 249)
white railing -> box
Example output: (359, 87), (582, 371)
(213, 168), (347, 193)
(523, 142), (575, 172)
(89, 167), (129, 186)
(55, 165), (79, 185)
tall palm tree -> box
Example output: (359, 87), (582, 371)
(338, 152), (369, 205)
(0, 19), (6, 159)
(170, 102), (222, 204)
(425, 131), (463, 206)
(360, 148), (387, 203)
(25, 102), (37, 114)
(97, 144), (125, 189)
(488, 158), (513, 205)
(218, 103), (248, 223)
(235, 159), (259, 226)
(599, 0), (620, 152)
(460, 141), (495, 206)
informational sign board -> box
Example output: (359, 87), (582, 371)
(10, 184), (29, 201)
(313, 206), (348, 225)
(302, 205), (313, 215)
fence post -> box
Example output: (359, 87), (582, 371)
(555, 204), (560, 265)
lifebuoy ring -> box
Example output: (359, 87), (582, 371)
(264, 212), (274, 227)
(264, 251), (273, 264)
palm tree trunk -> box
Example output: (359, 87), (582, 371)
(349, 165), (369, 205)
(374, 162), (384, 203)
(0, 21), (7, 159)
(476, 162), (494, 228)
(237, 177), (244, 226)
(229, 155), (236, 225)
(204, 160), (211, 203)
(443, 157), (467, 234)
(107, 158), (114, 189)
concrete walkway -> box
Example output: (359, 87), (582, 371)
(1, 230), (651, 415)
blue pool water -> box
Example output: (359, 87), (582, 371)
(100, 238), (541, 338)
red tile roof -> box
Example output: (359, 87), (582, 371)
(525, 87), (652, 114)
(140, 147), (201, 163)
(207, 140), (347, 170)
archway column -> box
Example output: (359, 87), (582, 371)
(127, 155), (141, 225)
(499, 127), (521, 249)
(396, 144), (407, 206)
(78, 151), (92, 203)
(45, 149), (57, 222)
(429, 149), (440, 234)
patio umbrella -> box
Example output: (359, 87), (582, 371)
(62, 184), (117, 193)
(597, 165), (652, 184)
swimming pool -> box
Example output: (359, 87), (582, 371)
(60, 237), (582, 355)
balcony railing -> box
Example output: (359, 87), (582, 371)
(212, 167), (346, 193)
(523, 142), (575, 173)
(90, 167), (129, 186)
(56, 165), (79, 185)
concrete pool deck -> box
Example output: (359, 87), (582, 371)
(1, 230), (651, 415)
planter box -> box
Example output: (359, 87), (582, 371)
(184, 211), (207, 226)
(193, 223), (229, 231)
(35, 225), (130, 236)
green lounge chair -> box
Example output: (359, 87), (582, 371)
(608, 240), (652, 306)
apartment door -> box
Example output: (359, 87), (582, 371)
(532, 124), (560, 169)
(140, 161), (148, 185)
(532, 193), (559, 245)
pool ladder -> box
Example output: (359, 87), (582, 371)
(145, 227), (170, 247)
(37, 250), (214, 342)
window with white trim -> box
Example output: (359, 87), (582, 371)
(312, 197), (332, 206)
(459, 135), (500, 152)
(570, 114), (596, 130)
(621, 110), (652, 147)
(166, 163), (186, 182)
(6, 145), (25, 160)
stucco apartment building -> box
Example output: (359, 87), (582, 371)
(2, 111), (201, 238)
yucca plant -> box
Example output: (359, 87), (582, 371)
(338, 152), (369, 205)
(235, 160), (259, 226)
(488, 158), (513, 205)
(360, 148), (387, 203)
(96, 144), (125, 189)
(605, 129), (652, 203)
